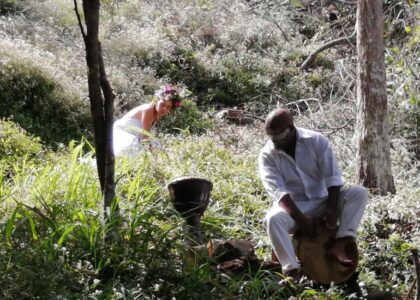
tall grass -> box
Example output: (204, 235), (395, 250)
(0, 133), (274, 299)
(1, 123), (418, 298)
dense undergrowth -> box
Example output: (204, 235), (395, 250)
(0, 119), (419, 299)
(0, 0), (419, 299)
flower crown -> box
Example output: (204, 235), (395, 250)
(155, 84), (182, 108)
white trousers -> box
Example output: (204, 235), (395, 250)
(265, 185), (368, 273)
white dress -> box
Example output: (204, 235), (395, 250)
(113, 117), (145, 156)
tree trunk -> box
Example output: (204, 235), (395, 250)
(76, 0), (116, 216)
(355, 0), (395, 195)
(98, 43), (116, 216)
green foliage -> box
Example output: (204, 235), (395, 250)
(0, 139), (270, 299)
(407, 24), (420, 48)
(0, 0), (23, 15)
(40, 0), (79, 28)
(0, 120), (45, 177)
(313, 54), (335, 70)
(385, 16), (420, 158)
(1, 124), (419, 298)
(135, 47), (272, 106)
(158, 99), (214, 134)
(305, 73), (322, 88)
(359, 221), (416, 295)
(0, 59), (91, 147)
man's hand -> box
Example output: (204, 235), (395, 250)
(295, 215), (318, 240)
(279, 194), (318, 240)
(323, 206), (338, 231)
(323, 186), (341, 231)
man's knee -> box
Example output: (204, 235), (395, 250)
(346, 185), (368, 205)
(266, 211), (291, 233)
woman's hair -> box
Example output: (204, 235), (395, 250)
(155, 84), (182, 108)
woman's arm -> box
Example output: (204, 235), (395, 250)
(138, 104), (155, 132)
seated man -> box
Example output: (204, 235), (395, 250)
(258, 108), (367, 284)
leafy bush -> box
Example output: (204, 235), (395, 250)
(0, 0), (23, 15)
(158, 98), (214, 135)
(0, 119), (45, 177)
(134, 45), (338, 110)
(36, 0), (79, 28)
(0, 137), (272, 299)
(386, 23), (420, 158)
(0, 59), (91, 146)
(135, 47), (273, 106)
(1, 119), (419, 299)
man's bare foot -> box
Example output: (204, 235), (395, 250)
(327, 237), (356, 267)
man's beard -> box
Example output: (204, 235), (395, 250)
(273, 141), (288, 150)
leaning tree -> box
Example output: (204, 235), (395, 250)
(355, 0), (395, 195)
(74, 0), (116, 216)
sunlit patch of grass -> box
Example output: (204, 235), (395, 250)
(1, 124), (419, 298)
(0, 134), (291, 298)
(35, 0), (80, 28)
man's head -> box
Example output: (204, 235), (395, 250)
(265, 108), (296, 150)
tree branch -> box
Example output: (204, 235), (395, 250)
(300, 30), (356, 71)
(73, 0), (86, 43)
(98, 42), (116, 212)
(260, 0), (290, 42)
(402, 56), (420, 81)
(333, 0), (357, 5)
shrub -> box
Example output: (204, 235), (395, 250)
(135, 47), (272, 106)
(135, 47), (216, 105)
(313, 54), (335, 70)
(37, 0), (79, 28)
(0, 59), (91, 147)
(386, 26), (420, 158)
(157, 98), (214, 135)
(0, 119), (45, 177)
(0, 0), (24, 15)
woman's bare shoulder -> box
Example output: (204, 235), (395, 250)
(126, 102), (154, 116)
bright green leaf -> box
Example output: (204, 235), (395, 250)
(57, 225), (76, 246)
(22, 210), (38, 241)
(5, 207), (18, 246)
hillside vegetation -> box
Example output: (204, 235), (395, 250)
(0, 0), (419, 299)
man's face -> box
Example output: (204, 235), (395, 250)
(269, 125), (296, 150)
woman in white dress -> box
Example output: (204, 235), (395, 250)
(113, 84), (182, 156)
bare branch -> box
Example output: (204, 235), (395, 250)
(217, 109), (266, 122)
(333, 0), (357, 5)
(402, 56), (420, 81)
(285, 98), (323, 115)
(73, 0), (87, 43)
(325, 122), (352, 137)
(241, 0), (290, 42)
(300, 30), (356, 71)
(259, 0), (290, 42)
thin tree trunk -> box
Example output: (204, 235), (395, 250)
(82, 0), (106, 189)
(355, 0), (395, 195)
(75, 0), (116, 216)
(99, 43), (116, 214)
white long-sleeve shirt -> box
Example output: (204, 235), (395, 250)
(258, 127), (344, 205)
